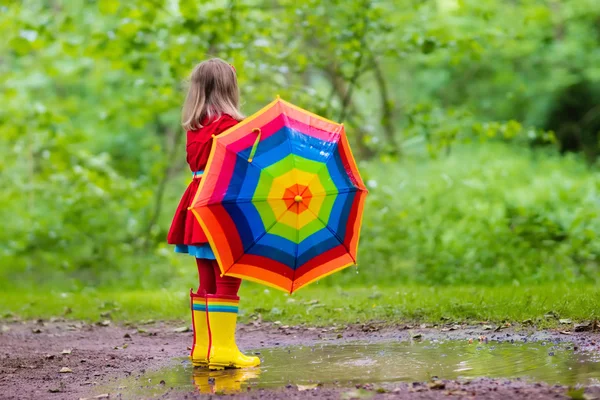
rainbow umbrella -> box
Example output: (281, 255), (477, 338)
(190, 97), (368, 293)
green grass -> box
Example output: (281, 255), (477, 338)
(2, 283), (599, 327)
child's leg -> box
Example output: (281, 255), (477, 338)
(190, 257), (218, 367)
(205, 261), (258, 369)
(196, 258), (217, 295)
(213, 261), (241, 296)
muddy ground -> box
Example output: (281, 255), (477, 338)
(1, 318), (599, 399)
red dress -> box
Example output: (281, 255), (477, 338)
(167, 114), (239, 246)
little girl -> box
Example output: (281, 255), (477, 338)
(167, 58), (260, 370)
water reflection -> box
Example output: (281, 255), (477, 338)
(95, 340), (600, 398)
(192, 368), (261, 394)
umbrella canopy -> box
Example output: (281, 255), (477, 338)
(190, 97), (368, 293)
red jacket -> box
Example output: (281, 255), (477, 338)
(167, 114), (239, 245)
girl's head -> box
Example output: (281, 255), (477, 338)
(182, 58), (244, 131)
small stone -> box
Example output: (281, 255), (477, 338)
(59, 367), (72, 373)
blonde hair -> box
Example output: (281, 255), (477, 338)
(182, 58), (244, 131)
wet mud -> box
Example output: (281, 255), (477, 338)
(1, 319), (600, 399)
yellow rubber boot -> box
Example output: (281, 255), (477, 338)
(190, 290), (210, 367)
(205, 294), (260, 370)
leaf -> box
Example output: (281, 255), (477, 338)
(575, 322), (592, 332)
(98, 0), (119, 14)
(544, 311), (559, 320)
(179, 0), (198, 17)
(97, 320), (111, 327)
(61, 349), (72, 355)
(341, 389), (373, 399)
(559, 319), (572, 324)
(566, 387), (587, 400)
(428, 379), (446, 390)
(59, 367), (72, 373)
(297, 384), (318, 391)
(9, 37), (32, 56)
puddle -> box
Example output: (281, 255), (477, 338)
(98, 340), (600, 396)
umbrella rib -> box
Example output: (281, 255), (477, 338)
(233, 150), (290, 197)
(227, 199), (297, 269)
(283, 109), (300, 209)
(214, 188), (365, 205)
(298, 132), (348, 198)
(304, 187), (364, 197)
(291, 204), (300, 294)
(201, 149), (290, 207)
(304, 203), (356, 264)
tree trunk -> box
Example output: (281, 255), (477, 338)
(325, 67), (375, 160)
(371, 57), (399, 156)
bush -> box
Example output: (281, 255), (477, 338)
(344, 143), (600, 286)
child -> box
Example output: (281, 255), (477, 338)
(167, 58), (260, 370)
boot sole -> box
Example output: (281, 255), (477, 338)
(191, 360), (209, 368)
(208, 361), (260, 370)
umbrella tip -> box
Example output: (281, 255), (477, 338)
(276, 94), (281, 100)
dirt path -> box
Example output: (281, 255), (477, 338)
(1, 319), (599, 399)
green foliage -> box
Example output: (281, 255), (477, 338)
(350, 143), (600, 286)
(1, 0), (599, 291)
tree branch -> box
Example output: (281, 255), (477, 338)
(371, 55), (399, 155)
(142, 120), (184, 248)
(339, 1), (372, 122)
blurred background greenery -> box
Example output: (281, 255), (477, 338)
(1, 0), (599, 293)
